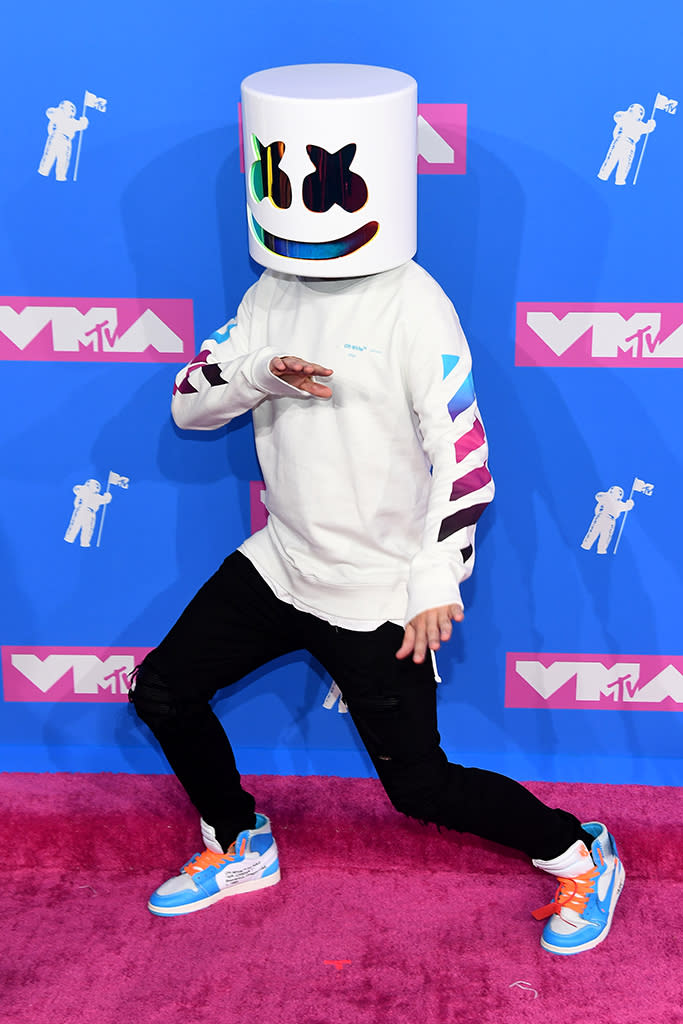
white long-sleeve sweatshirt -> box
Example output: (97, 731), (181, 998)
(172, 260), (494, 628)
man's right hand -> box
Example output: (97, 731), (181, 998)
(269, 356), (333, 398)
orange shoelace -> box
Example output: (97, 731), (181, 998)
(532, 866), (599, 922)
(183, 838), (246, 877)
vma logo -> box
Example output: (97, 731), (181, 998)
(2, 646), (152, 703)
(506, 653), (683, 712)
(0, 298), (194, 363)
(516, 303), (683, 367)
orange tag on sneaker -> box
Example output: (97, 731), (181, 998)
(531, 902), (557, 921)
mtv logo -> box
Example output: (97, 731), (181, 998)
(516, 303), (683, 367)
(0, 298), (195, 363)
(2, 646), (152, 703)
(505, 653), (683, 711)
(418, 104), (467, 175)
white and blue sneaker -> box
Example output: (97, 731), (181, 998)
(532, 821), (625, 955)
(148, 813), (280, 917)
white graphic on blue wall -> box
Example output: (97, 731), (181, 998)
(417, 115), (455, 164)
(64, 471), (129, 548)
(581, 477), (654, 555)
(597, 93), (677, 186)
(38, 91), (107, 183)
(323, 681), (348, 714)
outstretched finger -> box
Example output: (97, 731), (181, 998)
(300, 379), (333, 398)
(411, 621), (429, 663)
(301, 362), (333, 377)
(395, 624), (416, 660)
(426, 611), (441, 652)
(438, 611), (453, 641)
(279, 356), (333, 375)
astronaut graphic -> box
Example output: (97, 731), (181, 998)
(598, 92), (678, 186)
(597, 104), (655, 185)
(38, 101), (89, 182)
(64, 479), (111, 547)
(64, 470), (129, 548)
(581, 477), (654, 554)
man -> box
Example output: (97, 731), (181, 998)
(129, 64), (624, 955)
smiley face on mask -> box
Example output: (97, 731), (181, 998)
(241, 64), (417, 278)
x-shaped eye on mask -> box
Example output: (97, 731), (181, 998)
(250, 137), (292, 209)
(303, 144), (368, 214)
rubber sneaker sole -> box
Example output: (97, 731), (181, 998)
(540, 859), (625, 955)
(148, 865), (281, 917)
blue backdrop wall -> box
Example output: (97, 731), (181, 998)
(2, 0), (682, 784)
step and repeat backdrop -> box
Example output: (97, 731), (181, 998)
(1, 1), (682, 783)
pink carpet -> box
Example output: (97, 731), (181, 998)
(3, 773), (682, 1024)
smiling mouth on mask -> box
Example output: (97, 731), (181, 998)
(250, 213), (379, 259)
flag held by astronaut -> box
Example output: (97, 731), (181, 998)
(654, 93), (677, 115)
(108, 471), (129, 489)
(84, 91), (107, 113)
(633, 478), (654, 496)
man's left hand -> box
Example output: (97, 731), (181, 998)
(395, 604), (464, 664)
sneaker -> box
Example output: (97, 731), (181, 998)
(148, 813), (280, 917)
(532, 821), (625, 955)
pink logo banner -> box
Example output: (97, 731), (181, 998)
(516, 302), (683, 367)
(417, 104), (467, 175)
(2, 646), (152, 702)
(0, 298), (194, 362)
(250, 480), (268, 534)
(506, 653), (683, 711)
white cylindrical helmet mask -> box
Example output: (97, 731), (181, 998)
(240, 64), (417, 277)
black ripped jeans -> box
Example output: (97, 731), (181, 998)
(130, 551), (587, 860)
